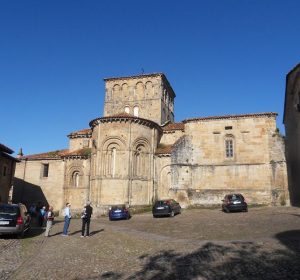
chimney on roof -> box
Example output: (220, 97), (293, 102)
(17, 148), (23, 158)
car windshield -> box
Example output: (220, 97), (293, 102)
(0, 205), (19, 218)
(111, 205), (125, 210)
(155, 200), (169, 206)
(229, 195), (243, 201)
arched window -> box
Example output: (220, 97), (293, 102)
(145, 81), (153, 98)
(133, 106), (139, 117)
(135, 82), (144, 98)
(124, 106), (130, 114)
(122, 83), (129, 99)
(133, 143), (149, 178)
(72, 171), (80, 187)
(104, 143), (120, 178)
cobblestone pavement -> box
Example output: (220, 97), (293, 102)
(1, 206), (300, 280)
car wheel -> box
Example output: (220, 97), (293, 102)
(244, 208), (248, 212)
(153, 214), (157, 218)
(18, 230), (25, 238)
(170, 211), (175, 217)
(225, 208), (230, 213)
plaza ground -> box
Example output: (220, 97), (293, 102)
(1, 206), (300, 279)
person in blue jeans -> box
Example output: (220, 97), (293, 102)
(62, 203), (72, 236)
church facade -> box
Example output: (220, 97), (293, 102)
(14, 73), (289, 213)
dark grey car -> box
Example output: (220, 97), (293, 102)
(222, 194), (248, 213)
(152, 199), (181, 218)
(0, 203), (31, 237)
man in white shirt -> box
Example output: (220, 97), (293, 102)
(62, 203), (71, 236)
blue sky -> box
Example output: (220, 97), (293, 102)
(1, 0), (299, 155)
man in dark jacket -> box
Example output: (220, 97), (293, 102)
(81, 201), (93, 237)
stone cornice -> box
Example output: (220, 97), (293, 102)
(183, 112), (278, 123)
(67, 129), (92, 139)
(104, 72), (164, 81)
(89, 115), (163, 133)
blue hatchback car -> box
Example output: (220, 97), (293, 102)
(108, 205), (131, 221)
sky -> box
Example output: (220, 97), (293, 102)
(1, 0), (300, 156)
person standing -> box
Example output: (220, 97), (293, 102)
(44, 206), (54, 237)
(62, 203), (71, 236)
(81, 201), (93, 237)
(39, 206), (46, 227)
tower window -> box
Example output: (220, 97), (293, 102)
(133, 106), (139, 117)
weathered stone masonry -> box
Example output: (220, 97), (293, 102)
(14, 73), (289, 213)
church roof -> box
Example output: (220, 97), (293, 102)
(89, 113), (163, 132)
(155, 144), (173, 155)
(183, 112), (277, 123)
(19, 148), (91, 160)
(162, 122), (185, 131)
(19, 149), (69, 160)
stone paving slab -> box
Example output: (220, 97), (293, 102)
(0, 206), (300, 280)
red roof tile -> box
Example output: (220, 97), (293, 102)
(61, 148), (91, 158)
(20, 149), (69, 160)
(20, 148), (91, 160)
(155, 145), (173, 155)
(162, 123), (185, 131)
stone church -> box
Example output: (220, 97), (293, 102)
(14, 73), (289, 213)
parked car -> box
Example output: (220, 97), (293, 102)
(222, 194), (248, 213)
(152, 199), (181, 218)
(108, 205), (131, 221)
(0, 203), (31, 237)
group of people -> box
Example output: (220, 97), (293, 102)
(29, 201), (93, 238)
(29, 203), (54, 228)
(62, 201), (93, 237)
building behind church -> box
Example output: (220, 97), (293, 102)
(284, 63), (300, 206)
(14, 73), (289, 213)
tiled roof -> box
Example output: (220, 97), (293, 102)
(0, 143), (14, 154)
(61, 148), (91, 158)
(155, 145), (173, 155)
(183, 112), (277, 123)
(107, 113), (134, 118)
(89, 114), (163, 132)
(20, 149), (69, 160)
(162, 123), (185, 131)
(20, 148), (91, 160)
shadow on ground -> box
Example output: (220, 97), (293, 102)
(75, 230), (300, 280)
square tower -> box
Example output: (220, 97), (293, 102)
(103, 73), (176, 125)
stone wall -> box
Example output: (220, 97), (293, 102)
(104, 74), (175, 125)
(157, 114), (289, 207)
(284, 64), (300, 206)
(90, 116), (161, 207)
(14, 159), (65, 211)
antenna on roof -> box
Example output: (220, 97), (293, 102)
(141, 68), (144, 74)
